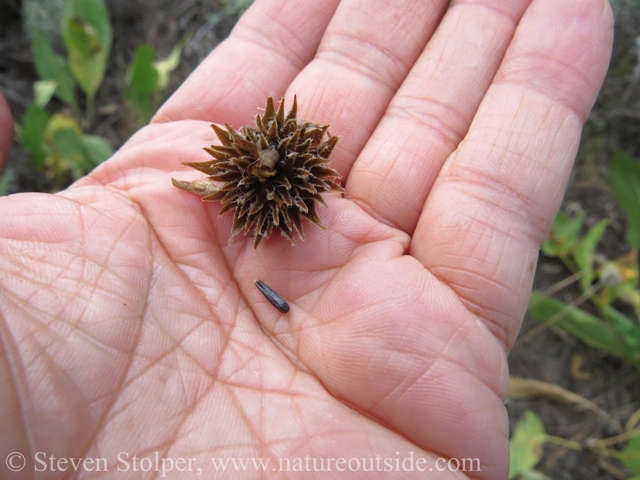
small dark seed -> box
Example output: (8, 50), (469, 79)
(254, 279), (290, 313)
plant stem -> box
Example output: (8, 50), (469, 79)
(545, 435), (581, 450)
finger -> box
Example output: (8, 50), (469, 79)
(283, 0), (449, 177)
(346, 0), (533, 233)
(0, 91), (14, 174)
(412, 0), (613, 347)
(153, 0), (340, 126)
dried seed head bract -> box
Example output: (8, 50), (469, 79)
(172, 96), (344, 248)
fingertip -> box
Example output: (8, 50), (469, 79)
(497, 0), (614, 121)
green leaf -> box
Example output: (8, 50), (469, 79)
(619, 434), (640, 475)
(81, 135), (113, 166)
(34, 80), (58, 108)
(51, 128), (93, 179)
(609, 151), (640, 249)
(509, 411), (546, 479)
(62, 0), (112, 98)
(154, 35), (188, 91)
(19, 105), (51, 169)
(124, 45), (159, 125)
(127, 45), (159, 94)
(541, 210), (586, 258)
(604, 305), (640, 349)
(22, 0), (66, 47)
(29, 27), (77, 109)
(62, 18), (106, 98)
(45, 112), (82, 138)
(65, 0), (112, 51)
(574, 219), (609, 291)
(528, 293), (640, 369)
(0, 169), (17, 196)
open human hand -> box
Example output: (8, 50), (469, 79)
(0, 0), (612, 478)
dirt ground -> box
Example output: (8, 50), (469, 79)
(1, 1), (639, 478)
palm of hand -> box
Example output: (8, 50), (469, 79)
(0, 1), (612, 479)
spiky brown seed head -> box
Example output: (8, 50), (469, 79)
(171, 96), (344, 248)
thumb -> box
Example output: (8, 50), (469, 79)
(0, 91), (15, 174)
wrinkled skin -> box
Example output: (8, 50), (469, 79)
(0, 0), (613, 478)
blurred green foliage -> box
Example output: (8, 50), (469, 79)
(619, 434), (640, 479)
(509, 409), (640, 479)
(17, 0), (184, 189)
(15, 84), (112, 188)
(529, 152), (640, 368)
(62, 0), (112, 123)
(610, 151), (640, 249)
(18, 0), (113, 186)
(124, 36), (188, 125)
(509, 411), (547, 479)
